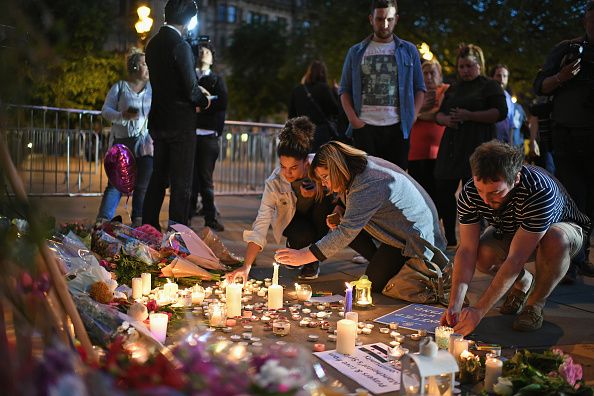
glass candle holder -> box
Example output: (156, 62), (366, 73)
(295, 284), (312, 302)
(272, 318), (291, 337)
(434, 326), (454, 350)
(208, 302), (227, 328)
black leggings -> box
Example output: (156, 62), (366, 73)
(349, 230), (407, 293)
(283, 196), (335, 251)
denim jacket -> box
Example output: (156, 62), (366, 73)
(339, 34), (426, 139)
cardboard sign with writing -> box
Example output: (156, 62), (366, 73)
(314, 343), (400, 394)
(374, 304), (445, 333)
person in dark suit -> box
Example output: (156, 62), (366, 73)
(189, 39), (227, 231)
(142, 0), (210, 230)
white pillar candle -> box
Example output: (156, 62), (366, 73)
(149, 313), (168, 343)
(336, 318), (357, 355)
(141, 273), (151, 295)
(226, 283), (243, 317)
(131, 277), (143, 300)
(453, 338), (469, 360)
(268, 284), (283, 309)
(163, 282), (178, 300)
(484, 355), (503, 392)
(272, 262), (279, 285)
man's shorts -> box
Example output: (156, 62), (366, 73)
(479, 222), (585, 263)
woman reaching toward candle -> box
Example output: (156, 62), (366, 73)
(274, 141), (448, 292)
(226, 117), (335, 283)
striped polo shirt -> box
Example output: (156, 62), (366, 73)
(458, 165), (591, 237)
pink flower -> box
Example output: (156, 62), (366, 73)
(99, 260), (109, 269)
(559, 356), (583, 388)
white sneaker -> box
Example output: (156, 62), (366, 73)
(352, 254), (369, 265)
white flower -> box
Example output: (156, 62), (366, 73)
(493, 377), (513, 396)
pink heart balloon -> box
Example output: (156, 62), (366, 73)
(104, 144), (136, 195)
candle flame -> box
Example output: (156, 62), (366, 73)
(345, 282), (352, 289)
(460, 349), (473, 359)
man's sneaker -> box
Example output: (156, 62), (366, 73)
(500, 277), (534, 315)
(352, 254), (369, 265)
(513, 305), (544, 331)
(205, 219), (225, 232)
(298, 262), (320, 280)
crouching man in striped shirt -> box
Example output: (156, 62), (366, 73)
(441, 140), (591, 333)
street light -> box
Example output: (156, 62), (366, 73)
(135, 5), (153, 41)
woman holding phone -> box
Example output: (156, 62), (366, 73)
(97, 50), (153, 227)
(274, 141), (448, 292)
(227, 117), (334, 282)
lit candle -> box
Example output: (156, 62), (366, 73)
(336, 318), (357, 355)
(141, 273), (151, 295)
(448, 333), (463, 355)
(295, 284), (312, 301)
(226, 283), (243, 317)
(131, 277), (143, 300)
(149, 313), (168, 343)
(484, 354), (503, 392)
(272, 262), (279, 285)
(192, 285), (205, 304)
(268, 284), (283, 309)
(209, 302), (226, 327)
(453, 338), (469, 360)
(163, 281), (178, 300)
(434, 326), (454, 350)
(344, 282), (353, 313)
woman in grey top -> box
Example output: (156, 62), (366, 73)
(275, 141), (448, 292)
(97, 51), (153, 226)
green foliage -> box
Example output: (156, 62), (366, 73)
(31, 53), (124, 110)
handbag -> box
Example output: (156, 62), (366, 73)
(302, 84), (340, 139)
(382, 257), (454, 306)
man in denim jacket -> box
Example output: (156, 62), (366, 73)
(339, 0), (425, 169)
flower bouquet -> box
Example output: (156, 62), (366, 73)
(492, 349), (593, 396)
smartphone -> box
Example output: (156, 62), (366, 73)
(326, 213), (340, 226)
(127, 106), (139, 114)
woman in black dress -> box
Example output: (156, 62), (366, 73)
(434, 44), (507, 247)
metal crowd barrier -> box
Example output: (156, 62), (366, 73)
(3, 105), (281, 196)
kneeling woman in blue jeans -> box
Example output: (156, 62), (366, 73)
(97, 52), (153, 227)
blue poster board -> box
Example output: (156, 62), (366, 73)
(374, 304), (445, 334)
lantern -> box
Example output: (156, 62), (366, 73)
(350, 275), (373, 307)
(399, 338), (459, 395)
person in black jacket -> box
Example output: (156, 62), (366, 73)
(189, 40), (227, 231)
(288, 60), (340, 151)
(142, 0), (210, 230)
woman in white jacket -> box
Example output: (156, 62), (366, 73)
(227, 117), (334, 282)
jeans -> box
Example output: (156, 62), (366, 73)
(97, 138), (153, 221)
(190, 134), (220, 222)
(352, 123), (410, 169)
(142, 131), (196, 229)
(348, 229), (407, 292)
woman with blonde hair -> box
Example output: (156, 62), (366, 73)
(408, 58), (449, 201)
(226, 117), (335, 282)
(275, 141), (447, 292)
(433, 43), (507, 248)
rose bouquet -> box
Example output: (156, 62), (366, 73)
(493, 349), (593, 396)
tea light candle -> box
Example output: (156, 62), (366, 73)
(390, 331), (400, 339)
(313, 343), (326, 352)
(242, 332), (252, 340)
(435, 326), (454, 350)
(192, 288), (205, 305)
(141, 273), (151, 295)
(379, 327), (389, 334)
(226, 283), (242, 318)
(484, 354), (503, 392)
(272, 319), (291, 337)
(149, 313), (168, 343)
(336, 318), (357, 355)
(328, 334), (337, 342)
(302, 308), (311, 314)
(295, 284), (312, 301)
(299, 319), (309, 327)
(307, 334), (319, 342)
(361, 327), (372, 335)
(364, 323), (374, 329)
(131, 277), (143, 300)
(264, 278), (272, 287)
(226, 318), (237, 327)
(389, 322), (399, 330)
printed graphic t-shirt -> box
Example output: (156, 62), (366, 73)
(359, 40), (400, 126)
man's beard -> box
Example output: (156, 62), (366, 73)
(374, 28), (393, 39)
